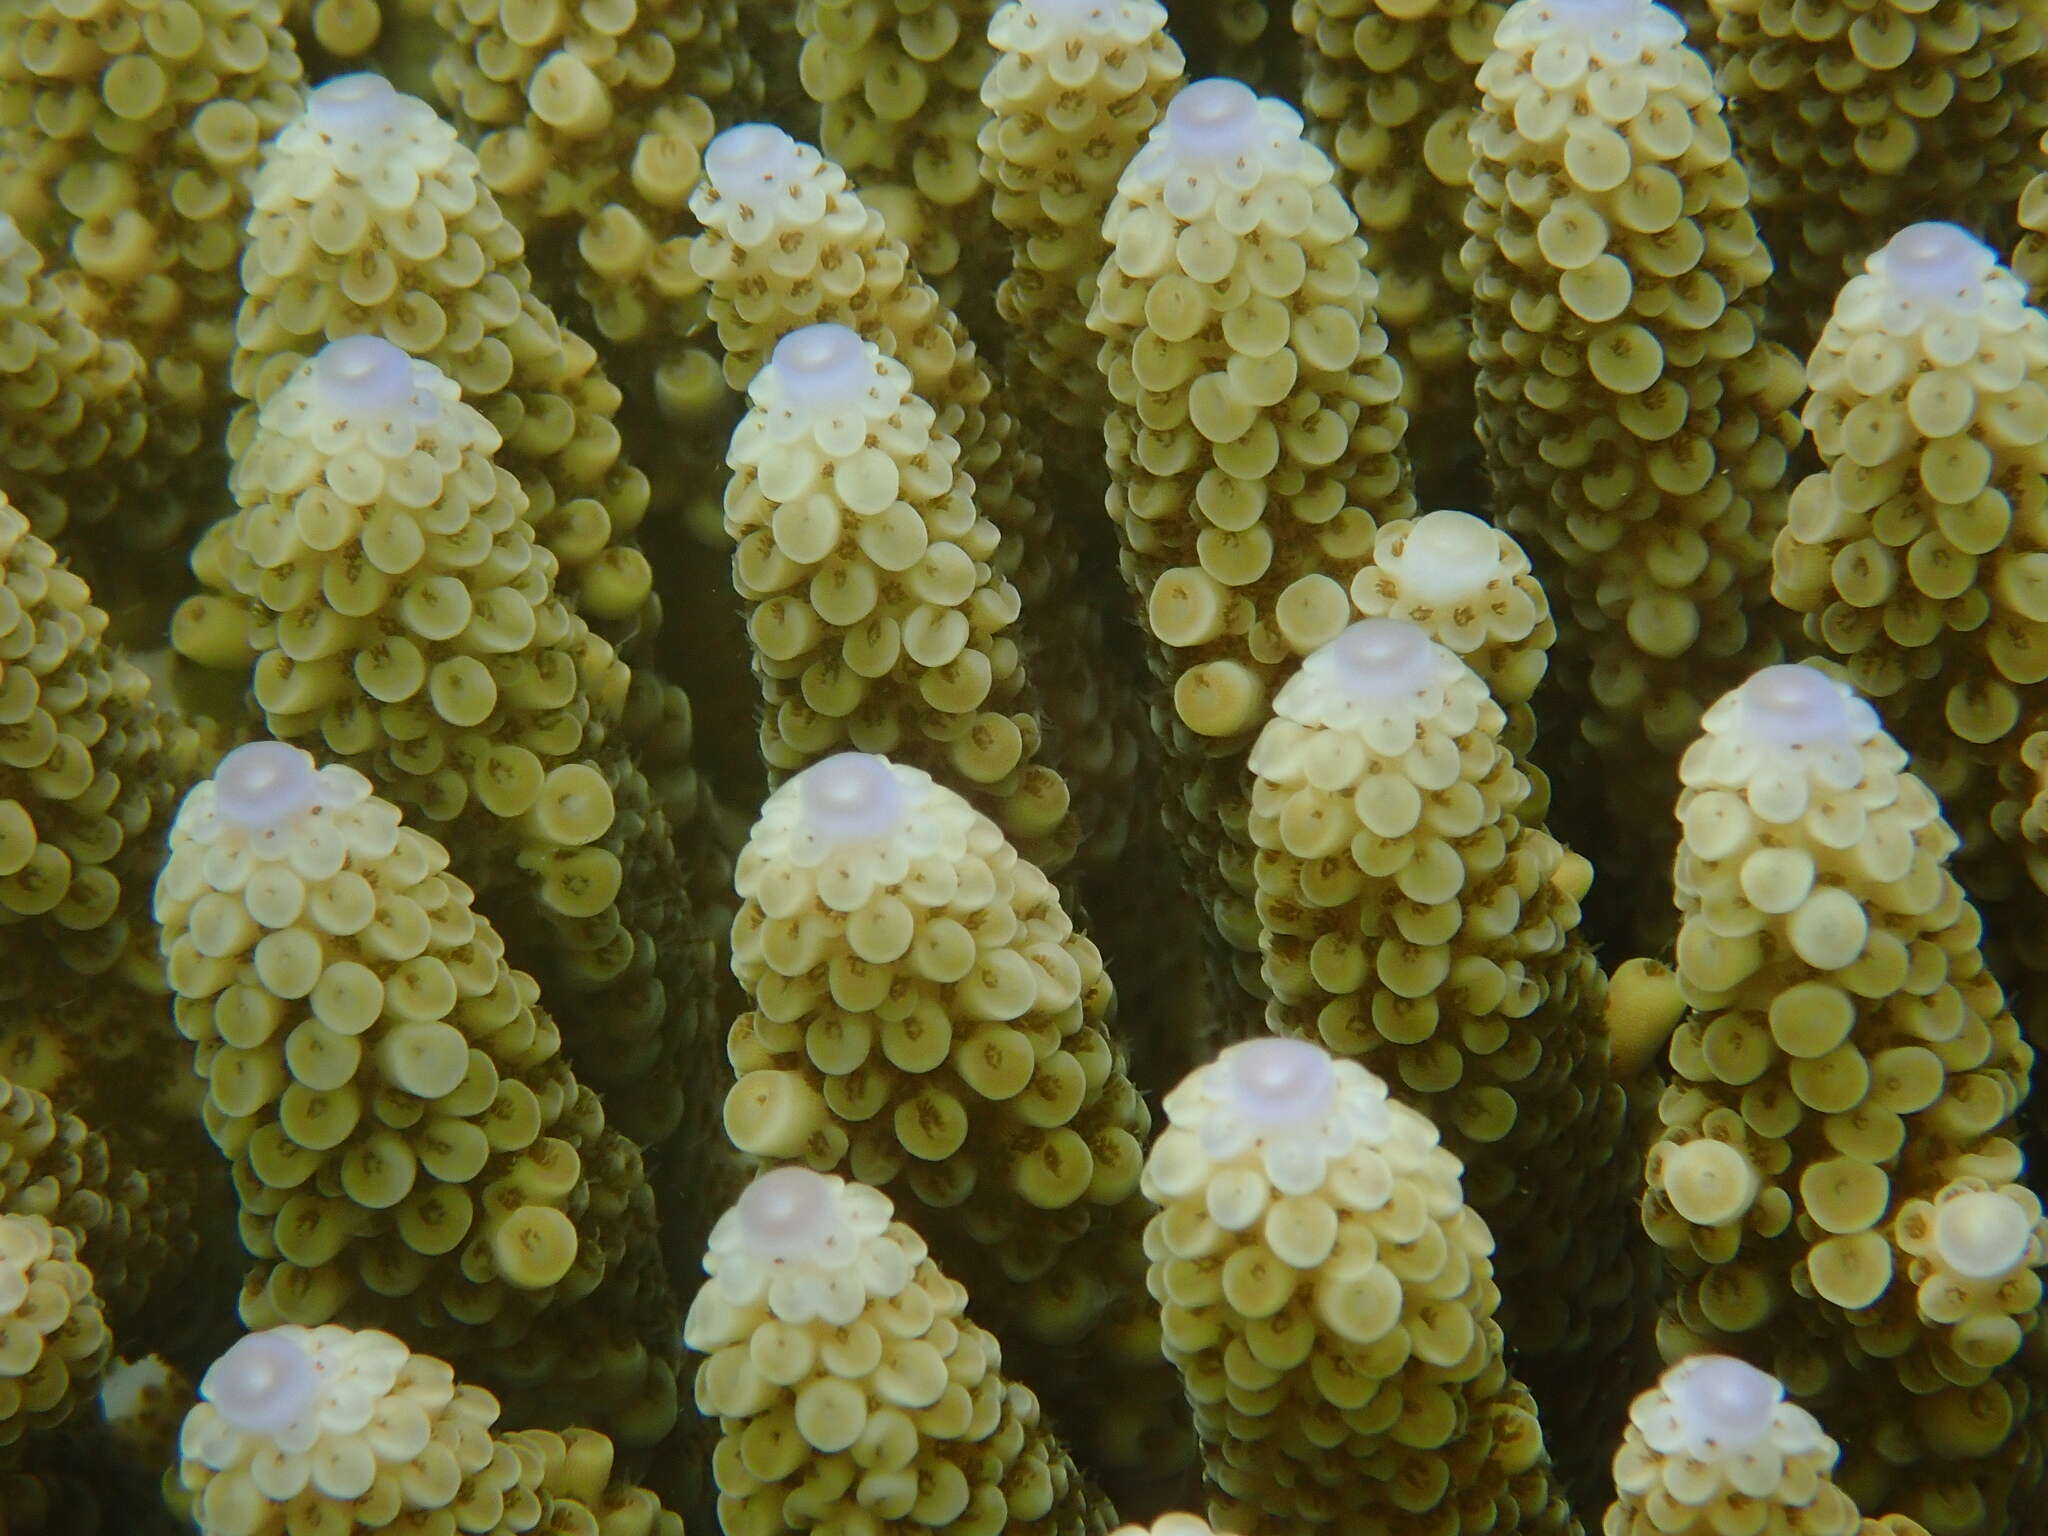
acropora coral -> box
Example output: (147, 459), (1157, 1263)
(0, 0), (2045, 1534)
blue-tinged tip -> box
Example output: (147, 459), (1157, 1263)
(795, 751), (907, 846)
(766, 324), (872, 415)
(214, 741), (324, 833)
(705, 123), (803, 193)
(201, 1330), (318, 1438)
(312, 335), (414, 416)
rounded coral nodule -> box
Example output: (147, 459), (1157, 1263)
(1524, 0), (1682, 53)
(1659, 1354), (1783, 1459)
(308, 335), (417, 417)
(793, 752), (911, 848)
(299, 70), (406, 150)
(1217, 1035), (1340, 1130)
(1016, 0), (1147, 28)
(760, 323), (875, 418)
(703, 122), (808, 198)
(210, 742), (333, 835)
(1660, 1140), (1761, 1228)
(1681, 664), (1888, 829)
(1869, 223), (2000, 315)
(1379, 512), (1504, 608)
(198, 1330), (321, 1448)
(1123, 75), (1308, 220)
(1726, 665), (1880, 753)
(691, 1167), (902, 1332)
(1151, 1036), (1395, 1203)
(1307, 617), (1437, 704)
(294, 334), (445, 446)
(735, 1164), (851, 1263)
(1153, 78), (1262, 167)
(1931, 1190), (2034, 1282)
(1263, 616), (1478, 749)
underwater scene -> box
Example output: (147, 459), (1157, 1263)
(0, 0), (2044, 1534)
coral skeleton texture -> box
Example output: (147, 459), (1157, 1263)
(0, 1), (2042, 1534)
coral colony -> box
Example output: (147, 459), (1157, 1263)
(3, 0), (2048, 1534)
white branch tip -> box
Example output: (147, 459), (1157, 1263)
(794, 752), (910, 847)
(201, 1330), (319, 1439)
(311, 334), (416, 417)
(765, 324), (872, 416)
(1870, 222), (1999, 314)
(1728, 665), (1875, 751)
(213, 741), (328, 833)
(303, 71), (403, 136)
(1663, 1354), (1782, 1456)
(1160, 78), (1263, 166)
(736, 1167), (850, 1263)
(705, 123), (807, 194)
(1221, 1037), (1336, 1126)
(1319, 618), (1435, 701)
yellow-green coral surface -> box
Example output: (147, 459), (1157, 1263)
(2, 1), (2047, 1534)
